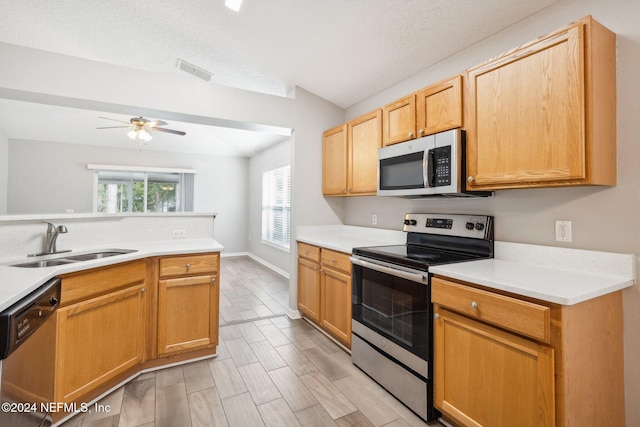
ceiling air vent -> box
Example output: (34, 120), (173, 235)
(176, 58), (212, 82)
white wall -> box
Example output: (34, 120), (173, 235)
(344, 0), (640, 424)
(288, 87), (346, 313)
(0, 129), (8, 214)
(7, 139), (249, 253)
(248, 139), (292, 273)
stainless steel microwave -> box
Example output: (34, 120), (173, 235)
(377, 129), (492, 198)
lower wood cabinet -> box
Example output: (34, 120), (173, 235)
(432, 276), (625, 427)
(157, 253), (219, 356)
(320, 265), (352, 347)
(297, 242), (352, 348)
(434, 307), (554, 427)
(56, 284), (146, 403)
(10, 252), (221, 423)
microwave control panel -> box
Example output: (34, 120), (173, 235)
(433, 146), (451, 186)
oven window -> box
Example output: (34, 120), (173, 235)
(379, 152), (425, 190)
(352, 265), (429, 360)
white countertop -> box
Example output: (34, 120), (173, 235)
(433, 241), (635, 305)
(296, 226), (635, 306)
(0, 238), (224, 312)
(296, 225), (405, 253)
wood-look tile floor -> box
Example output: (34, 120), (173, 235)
(59, 256), (437, 427)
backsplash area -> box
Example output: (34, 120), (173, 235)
(0, 213), (216, 259)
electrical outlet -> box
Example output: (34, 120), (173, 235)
(172, 229), (187, 239)
(555, 220), (572, 242)
(371, 214), (378, 226)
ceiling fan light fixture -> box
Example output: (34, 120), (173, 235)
(225, 0), (242, 12)
(138, 128), (152, 142)
(127, 128), (153, 142)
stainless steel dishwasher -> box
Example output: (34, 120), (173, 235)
(0, 277), (61, 427)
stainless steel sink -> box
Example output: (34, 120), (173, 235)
(9, 249), (137, 268)
(63, 249), (137, 261)
(13, 259), (77, 268)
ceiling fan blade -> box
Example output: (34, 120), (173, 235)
(147, 120), (168, 127)
(151, 127), (186, 136)
(98, 116), (130, 125)
(96, 126), (130, 129)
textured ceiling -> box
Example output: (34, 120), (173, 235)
(0, 0), (560, 155)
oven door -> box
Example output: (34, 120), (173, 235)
(350, 256), (431, 364)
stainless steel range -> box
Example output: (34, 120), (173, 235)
(350, 213), (494, 421)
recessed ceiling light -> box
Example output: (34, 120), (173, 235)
(225, 0), (242, 12)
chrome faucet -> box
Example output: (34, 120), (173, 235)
(29, 222), (71, 257)
(43, 221), (68, 254)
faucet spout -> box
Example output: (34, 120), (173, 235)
(43, 221), (68, 254)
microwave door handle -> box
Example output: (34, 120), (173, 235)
(426, 148), (436, 187)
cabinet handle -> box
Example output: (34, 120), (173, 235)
(467, 176), (474, 183)
(419, 129), (424, 135)
(211, 278), (216, 284)
(470, 301), (478, 309)
(408, 132), (413, 138)
(331, 259), (336, 264)
(342, 187), (346, 193)
(434, 313), (440, 320)
(186, 263), (191, 270)
(141, 288), (146, 293)
(347, 187), (352, 193)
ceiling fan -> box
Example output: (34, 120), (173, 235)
(97, 116), (186, 142)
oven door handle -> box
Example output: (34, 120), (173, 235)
(350, 256), (428, 284)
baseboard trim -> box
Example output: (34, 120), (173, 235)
(221, 251), (290, 279)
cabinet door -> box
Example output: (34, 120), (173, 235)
(382, 94), (416, 146)
(297, 257), (320, 322)
(416, 75), (462, 136)
(434, 307), (555, 427)
(55, 285), (146, 403)
(320, 268), (352, 348)
(158, 274), (218, 356)
(322, 124), (348, 196)
(465, 23), (586, 190)
(348, 109), (382, 195)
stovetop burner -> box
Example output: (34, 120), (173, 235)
(352, 213), (494, 272)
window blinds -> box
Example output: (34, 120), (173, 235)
(261, 165), (291, 249)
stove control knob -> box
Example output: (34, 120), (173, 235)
(475, 223), (485, 231)
(466, 222), (475, 230)
(404, 219), (417, 226)
(49, 297), (58, 307)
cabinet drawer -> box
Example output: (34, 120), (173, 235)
(321, 249), (351, 274)
(298, 242), (321, 262)
(160, 253), (219, 278)
(432, 277), (550, 342)
(61, 260), (147, 306)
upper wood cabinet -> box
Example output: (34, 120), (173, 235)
(323, 110), (381, 197)
(382, 75), (463, 146)
(322, 124), (348, 196)
(347, 109), (382, 195)
(416, 75), (462, 136)
(382, 94), (416, 146)
(465, 16), (616, 190)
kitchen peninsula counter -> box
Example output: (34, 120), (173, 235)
(0, 238), (223, 311)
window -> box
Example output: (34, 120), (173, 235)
(262, 165), (291, 250)
(89, 164), (195, 213)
